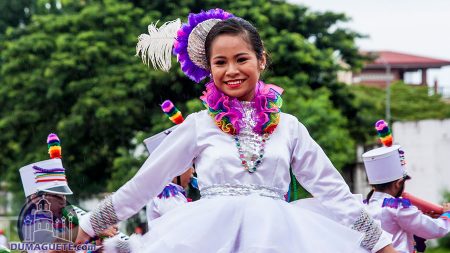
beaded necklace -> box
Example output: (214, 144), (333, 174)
(233, 101), (270, 173)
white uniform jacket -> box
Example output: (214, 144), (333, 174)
(367, 191), (450, 253)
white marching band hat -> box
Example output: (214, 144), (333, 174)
(362, 120), (410, 185)
(19, 133), (73, 197)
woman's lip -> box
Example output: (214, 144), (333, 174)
(224, 79), (245, 88)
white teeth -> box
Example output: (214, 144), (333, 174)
(226, 80), (243, 85)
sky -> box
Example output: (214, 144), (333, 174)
(289, 0), (450, 89)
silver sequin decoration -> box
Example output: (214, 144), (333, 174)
(90, 195), (119, 236)
(115, 235), (131, 253)
(351, 210), (383, 251)
(237, 101), (265, 170)
(201, 184), (285, 200)
(187, 19), (221, 70)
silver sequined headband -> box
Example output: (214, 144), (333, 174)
(187, 19), (222, 70)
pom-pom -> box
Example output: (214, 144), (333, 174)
(47, 133), (62, 159)
(375, 120), (392, 147)
(161, 100), (184, 124)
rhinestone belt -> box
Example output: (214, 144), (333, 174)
(201, 184), (285, 200)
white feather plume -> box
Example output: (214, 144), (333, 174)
(136, 19), (181, 71)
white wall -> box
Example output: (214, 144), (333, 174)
(393, 119), (450, 204)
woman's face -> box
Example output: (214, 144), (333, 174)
(179, 167), (195, 189)
(209, 34), (265, 101)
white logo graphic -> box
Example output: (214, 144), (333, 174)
(21, 195), (74, 243)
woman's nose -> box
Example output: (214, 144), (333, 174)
(226, 63), (239, 76)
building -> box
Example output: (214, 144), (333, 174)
(352, 50), (450, 88)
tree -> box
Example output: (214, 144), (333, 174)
(0, 1), (32, 35)
(0, 0), (191, 200)
(1, 0), (367, 205)
(349, 82), (450, 144)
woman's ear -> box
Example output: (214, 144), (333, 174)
(259, 52), (267, 71)
(394, 179), (404, 190)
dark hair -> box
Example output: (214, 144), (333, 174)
(365, 180), (405, 203)
(204, 18), (265, 65)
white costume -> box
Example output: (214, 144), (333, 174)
(366, 192), (450, 253)
(81, 109), (391, 253)
(146, 183), (188, 224)
(143, 124), (191, 225)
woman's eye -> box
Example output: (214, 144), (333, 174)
(237, 58), (248, 63)
(214, 60), (225, 65)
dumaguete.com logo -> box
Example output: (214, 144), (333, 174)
(7, 194), (97, 252)
(8, 242), (96, 251)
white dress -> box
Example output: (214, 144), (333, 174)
(366, 192), (450, 253)
(146, 183), (188, 224)
(81, 107), (391, 253)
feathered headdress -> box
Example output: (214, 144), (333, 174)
(136, 8), (234, 83)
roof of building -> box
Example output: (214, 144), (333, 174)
(363, 50), (450, 69)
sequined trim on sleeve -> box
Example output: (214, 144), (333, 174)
(115, 236), (131, 253)
(351, 210), (383, 251)
(89, 195), (119, 236)
(105, 233), (131, 253)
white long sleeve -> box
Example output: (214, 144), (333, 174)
(396, 207), (450, 239)
(113, 113), (199, 220)
(80, 113), (199, 237)
(290, 120), (390, 252)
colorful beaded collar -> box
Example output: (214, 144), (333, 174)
(200, 81), (283, 135)
(200, 81), (283, 173)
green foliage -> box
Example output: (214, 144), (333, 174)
(427, 248), (450, 253)
(0, 0), (32, 34)
(280, 84), (355, 169)
(350, 82), (450, 144)
(0, 0), (195, 200)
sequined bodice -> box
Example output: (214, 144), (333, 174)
(239, 102), (262, 152)
(234, 101), (267, 173)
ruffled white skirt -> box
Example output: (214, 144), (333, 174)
(122, 195), (369, 253)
